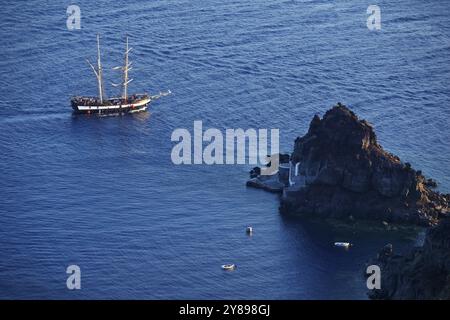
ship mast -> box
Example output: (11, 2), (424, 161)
(123, 36), (132, 102)
(87, 34), (105, 104)
(113, 36), (133, 103)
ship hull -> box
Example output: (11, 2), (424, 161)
(71, 97), (151, 115)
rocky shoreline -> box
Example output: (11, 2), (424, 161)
(247, 103), (450, 299)
(366, 218), (450, 299)
(247, 104), (449, 226)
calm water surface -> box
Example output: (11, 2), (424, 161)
(0, 0), (449, 299)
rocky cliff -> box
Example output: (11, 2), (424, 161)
(366, 218), (450, 299)
(278, 103), (448, 226)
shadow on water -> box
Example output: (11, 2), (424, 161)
(1, 0), (448, 299)
(277, 213), (421, 299)
(280, 212), (421, 250)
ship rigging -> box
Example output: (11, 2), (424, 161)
(71, 34), (170, 115)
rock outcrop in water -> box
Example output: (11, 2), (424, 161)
(246, 103), (450, 299)
(248, 103), (449, 226)
(366, 218), (450, 299)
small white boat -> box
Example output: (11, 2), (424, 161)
(334, 242), (352, 248)
(222, 264), (236, 271)
(246, 226), (253, 234)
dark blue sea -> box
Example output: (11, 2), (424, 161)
(0, 0), (449, 299)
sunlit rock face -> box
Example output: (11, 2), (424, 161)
(281, 104), (448, 226)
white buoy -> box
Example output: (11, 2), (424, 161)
(246, 226), (253, 235)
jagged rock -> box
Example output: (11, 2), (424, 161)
(250, 166), (261, 178)
(246, 176), (283, 193)
(278, 104), (448, 226)
(377, 243), (393, 262)
(366, 218), (450, 300)
(425, 178), (438, 188)
(265, 153), (290, 168)
(279, 153), (290, 164)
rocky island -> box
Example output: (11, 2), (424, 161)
(248, 104), (449, 226)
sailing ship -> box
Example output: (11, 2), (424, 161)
(71, 35), (170, 115)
